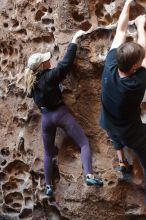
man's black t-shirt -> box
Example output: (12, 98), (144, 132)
(100, 48), (146, 137)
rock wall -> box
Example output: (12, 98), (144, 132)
(0, 0), (146, 219)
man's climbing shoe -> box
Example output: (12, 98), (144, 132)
(85, 174), (103, 186)
(119, 160), (133, 173)
(46, 185), (54, 197)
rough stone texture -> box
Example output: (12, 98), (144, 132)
(1, 0), (146, 219)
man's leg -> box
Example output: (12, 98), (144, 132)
(107, 131), (131, 172)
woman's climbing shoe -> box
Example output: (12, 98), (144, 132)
(86, 174), (103, 186)
(46, 185), (54, 197)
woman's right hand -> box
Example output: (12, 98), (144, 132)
(71, 30), (86, 43)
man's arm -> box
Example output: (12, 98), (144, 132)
(110, 0), (134, 50)
(135, 15), (146, 68)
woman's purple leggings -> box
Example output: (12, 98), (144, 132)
(41, 105), (93, 185)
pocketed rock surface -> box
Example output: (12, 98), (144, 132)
(0, 0), (146, 219)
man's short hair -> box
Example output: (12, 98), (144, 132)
(116, 42), (145, 72)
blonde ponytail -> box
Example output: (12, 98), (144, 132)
(24, 68), (37, 96)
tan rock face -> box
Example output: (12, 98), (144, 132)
(0, 0), (146, 219)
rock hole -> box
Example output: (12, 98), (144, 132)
(23, 188), (32, 195)
(1, 43), (4, 48)
(11, 19), (19, 27)
(108, 180), (115, 186)
(4, 159), (29, 173)
(3, 181), (17, 191)
(30, 170), (40, 181)
(3, 48), (8, 56)
(112, 10), (120, 20)
(51, 26), (55, 32)
(3, 204), (19, 214)
(31, 8), (35, 12)
(6, 186), (12, 191)
(16, 29), (27, 35)
(0, 172), (7, 182)
(3, 23), (8, 28)
(35, 10), (44, 21)
(18, 137), (25, 154)
(80, 20), (92, 31)
(2, 60), (8, 65)
(63, 207), (69, 212)
(17, 153), (21, 157)
(72, 11), (84, 22)
(5, 197), (13, 204)
(1, 160), (7, 166)
(5, 192), (23, 207)
(8, 46), (14, 56)
(54, 45), (59, 52)
(39, 5), (47, 12)
(12, 203), (22, 209)
(1, 11), (9, 18)
(104, 13), (113, 25)
(15, 48), (18, 54)
(11, 62), (15, 68)
(126, 36), (134, 42)
(1, 147), (10, 156)
(42, 35), (53, 43)
(32, 37), (42, 43)
(33, 157), (41, 167)
(42, 18), (53, 25)
(19, 208), (32, 219)
(95, 3), (104, 17)
(69, 0), (79, 4)
(52, 159), (60, 182)
(48, 7), (53, 13)
(27, 149), (34, 157)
